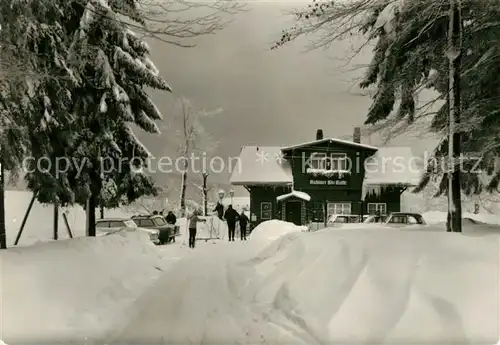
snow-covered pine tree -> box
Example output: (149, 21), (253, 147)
(0, 0), (79, 247)
(274, 0), (500, 207)
(17, 0), (81, 206)
(65, 0), (171, 235)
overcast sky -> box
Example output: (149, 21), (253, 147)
(136, 1), (438, 194)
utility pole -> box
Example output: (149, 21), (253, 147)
(446, 0), (463, 232)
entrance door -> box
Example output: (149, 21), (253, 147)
(285, 201), (302, 225)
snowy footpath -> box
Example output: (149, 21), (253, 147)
(2, 217), (500, 344)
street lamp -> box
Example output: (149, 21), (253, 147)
(229, 189), (234, 206)
(218, 189), (225, 200)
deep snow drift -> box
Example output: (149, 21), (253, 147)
(250, 219), (308, 243)
(0, 231), (186, 344)
(109, 221), (500, 344)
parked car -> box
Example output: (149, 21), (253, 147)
(131, 214), (180, 244)
(95, 218), (160, 244)
(363, 214), (388, 223)
(327, 214), (362, 227)
(364, 212), (426, 227)
(385, 212), (427, 226)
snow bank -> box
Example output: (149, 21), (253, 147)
(1, 231), (175, 344)
(243, 229), (499, 343)
(250, 220), (307, 243)
(110, 224), (500, 344)
(423, 210), (500, 225)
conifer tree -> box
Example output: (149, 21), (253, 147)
(274, 0), (500, 203)
(0, 0), (78, 247)
(65, 0), (172, 235)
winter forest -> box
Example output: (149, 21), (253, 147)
(2, 0), (500, 343)
(274, 0), (500, 232)
(2, 0), (500, 247)
(0, 0), (240, 247)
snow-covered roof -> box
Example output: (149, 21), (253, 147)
(363, 147), (422, 186)
(230, 144), (421, 188)
(276, 190), (311, 202)
(229, 146), (293, 185)
(281, 138), (378, 152)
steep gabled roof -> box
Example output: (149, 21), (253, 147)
(363, 147), (422, 186)
(230, 142), (422, 187)
(281, 138), (378, 152)
(229, 146), (293, 185)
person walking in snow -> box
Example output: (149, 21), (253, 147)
(166, 210), (177, 225)
(213, 201), (224, 220)
(224, 205), (239, 241)
(238, 210), (249, 241)
(187, 209), (205, 248)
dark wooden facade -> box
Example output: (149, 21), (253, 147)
(238, 139), (405, 228)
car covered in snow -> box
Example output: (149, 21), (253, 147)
(327, 214), (362, 227)
(362, 214), (388, 223)
(95, 218), (160, 244)
(131, 214), (180, 244)
(364, 212), (427, 227)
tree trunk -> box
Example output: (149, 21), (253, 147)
(202, 173), (208, 216)
(53, 201), (59, 240)
(87, 194), (96, 236)
(100, 206), (104, 219)
(180, 157), (188, 216)
(446, 0), (463, 233)
(0, 158), (6, 249)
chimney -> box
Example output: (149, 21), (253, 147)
(316, 129), (324, 140)
(353, 127), (361, 143)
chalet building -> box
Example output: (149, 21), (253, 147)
(229, 128), (421, 228)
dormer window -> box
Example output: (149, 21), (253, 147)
(309, 153), (328, 169)
(309, 153), (348, 171)
(330, 153), (348, 171)
(307, 152), (350, 177)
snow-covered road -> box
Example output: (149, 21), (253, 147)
(107, 240), (308, 344)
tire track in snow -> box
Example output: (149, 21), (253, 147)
(326, 242), (420, 343)
(227, 238), (324, 345)
(225, 259), (313, 345)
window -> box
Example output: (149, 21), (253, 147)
(96, 221), (109, 228)
(407, 216), (418, 224)
(260, 202), (272, 220)
(367, 203), (387, 215)
(108, 221), (126, 228)
(124, 220), (138, 228)
(329, 153), (348, 171)
(133, 219), (155, 227)
(309, 153), (327, 169)
(153, 217), (166, 226)
(388, 216), (405, 224)
(327, 203), (351, 217)
(309, 152), (348, 171)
